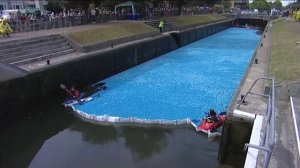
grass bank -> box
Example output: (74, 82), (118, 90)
(64, 22), (157, 45)
(64, 15), (230, 45)
(164, 14), (229, 27)
(269, 19), (300, 83)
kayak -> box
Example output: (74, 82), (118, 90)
(61, 82), (107, 107)
(63, 96), (93, 107)
(191, 113), (227, 134)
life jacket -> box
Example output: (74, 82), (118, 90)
(206, 115), (219, 123)
(69, 89), (80, 98)
(159, 20), (164, 28)
(0, 20), (13, 33)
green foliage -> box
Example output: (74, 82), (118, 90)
(273, 0), (282, 9)
(249, 0), (270, 11)
(268, 2), (273, 9)
(222, 0), (232, 9)
(98, 0), (125, 9)
(269, 20), (300, 83)
(61, 0), (221, 11)
(173, 0), (186, 16)
(45, 0), (63, 13)
(65, 22), (156, 45)
(88, 3), (96, 10)
(288, 2), (300, 9)
(62, 0), (90, 10)
(164, 14), (228, 27)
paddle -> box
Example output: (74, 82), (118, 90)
(219, 111), (226, 116)
(59, 84), (83, 105)
(94, 82), (106, 88)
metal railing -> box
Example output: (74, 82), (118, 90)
(237, 77), (276, 168)
(235, 13), (271, 20)
(9, 15), (114, 33)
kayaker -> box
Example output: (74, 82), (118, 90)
(206, 109), (219, 123)
(68, 86), (81, 99)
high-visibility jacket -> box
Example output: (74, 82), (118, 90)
(0, 20), (13, 34)
(159, 20), (164, 28)
(297, 11), (300, 21)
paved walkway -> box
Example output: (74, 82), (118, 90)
(234, 30), (269, 116)
(234, 20), (300, 168)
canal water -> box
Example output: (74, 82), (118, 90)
(0, 27), (260, 168)
(0, 100), (220, 168)
(73, 27), (260, 123)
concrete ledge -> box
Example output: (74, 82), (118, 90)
(290, 96), (300, 156)
(178, 19), (233, 31)
(0, 62), (27, 82)
(233, 109), (256, 122)
(244, 115), (264, 168)
(0, 34), (62, 50)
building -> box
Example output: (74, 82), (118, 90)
(0, 0), (24, 10)
(23, 0), (47, 10)
(0, 0), (47, 11)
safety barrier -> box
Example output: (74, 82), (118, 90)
(237, 77), (276, 168)
(68, 106), (191, 125)
(235, 13), (271, 20)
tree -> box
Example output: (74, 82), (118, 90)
(249, 0), (270, 11)
(288, 1), (300, 9)
(45, 0), (63, 13)
(98, 0), (126, 10)
(222, 0), (233, 9)
(62, 0), (91, 10)
(178, 0), (189, 15)
(273, 0), (282, 9)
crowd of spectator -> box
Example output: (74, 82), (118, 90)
(0, 8), (120, 32)
(0, 5), (250, 33)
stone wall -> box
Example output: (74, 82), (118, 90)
(171, 20), (232, 47)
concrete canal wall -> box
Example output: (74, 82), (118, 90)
(218, 18), (269, 167)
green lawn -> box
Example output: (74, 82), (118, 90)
(64, 15), (229, 45)
(64, 22), (156, 45)
(268, 19), (300, 83)
(164, 14), (229, 27)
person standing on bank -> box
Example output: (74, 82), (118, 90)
(159, 19), (164, 33)
(0, 19), (13, 37)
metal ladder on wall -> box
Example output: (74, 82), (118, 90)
(237, 77), (276, 168)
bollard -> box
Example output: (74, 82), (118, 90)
(261, 43), (263, 47)
(46, 60), (50, 65)
(241, 95), (245, 104)
(255, 59), (258, 64)
(264, 35), (265, 38)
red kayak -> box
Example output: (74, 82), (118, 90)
(191, 115), (227, 133)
